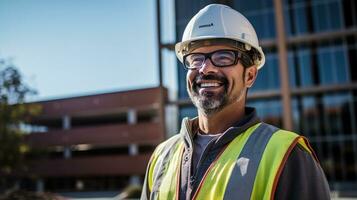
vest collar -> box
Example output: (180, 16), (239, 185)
(179, 107), (261, 150)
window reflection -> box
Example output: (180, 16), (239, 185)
(247, 99), (282, 127)
(284, 0), (346, 35)
(250, 52), (280, 92)
(292, 93), (357, 183)
(288, 42), (350, 88)
(233, 0), (276, 39)
(179, 106), (197, 122)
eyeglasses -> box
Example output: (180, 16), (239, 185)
(183, 49), (242, 70)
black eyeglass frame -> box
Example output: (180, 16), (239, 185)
(183, 49), (245, 70)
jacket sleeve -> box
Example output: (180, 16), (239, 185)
(275, 144), (331, 200)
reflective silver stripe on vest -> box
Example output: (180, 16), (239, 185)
(223, 123), (279, 200)
(150, 136), (181, 200)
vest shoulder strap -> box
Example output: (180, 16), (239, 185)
(148, 134), (182, 192)
(251, 128), (315, 200)
(223, 123), (278, 200)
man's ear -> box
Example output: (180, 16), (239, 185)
(245, 66), (258, 88)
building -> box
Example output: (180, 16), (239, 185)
(157, 0), (357, 196)
(22, 87), (167, 197)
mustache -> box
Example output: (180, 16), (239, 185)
(194, 74), (228, 84)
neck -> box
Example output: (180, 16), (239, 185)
(198, 101), (245, 134)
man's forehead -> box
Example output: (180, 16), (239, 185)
(191, 45), (236, 53)
(184, 38), (246, 55)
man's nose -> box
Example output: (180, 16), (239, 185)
(198, 58), (218, 74)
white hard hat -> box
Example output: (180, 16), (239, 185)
(175, 4), (265, 69)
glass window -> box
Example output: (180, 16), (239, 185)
(284, 7), (293, 36)
(233, 0), (276, 39)
(342, 0), (357, 28)
(288, 50), (297, 88)
(160, 0), (176, 44)
(312, 3), (329, 31)
(334, 48), (349, 83)
(179, 105), (197, 122)
(288, 47), (315, 88)
(234, 0), (272, 12)
(177, 63), (188, 99)
(247, 99), (282, 127)
(317, 47), (334, 84)
(317, 44), (350, 84)
(320, 92), (357, 183)
(247, 14), (264, 38)
(328, 1), (343, 30)
(287, 0), (307, 3)
(294, 5), (309, 34)
(291, 97), (301, 131)
(251, 52), (280, 92)
(162, 49), (179, 100)
(288, 42), (351, 88)
(312, 0), (343, 32)
(284, 0), (344, 35)
(244, 11), (276, 39)
(264, 10), (276, 38)
(302, 96), (320, 137)
(322, 93), (351, 135)
(292, 92), (357, 185)
(298, 48), (313, 86)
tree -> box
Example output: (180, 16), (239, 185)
(0, 58), (40, 191)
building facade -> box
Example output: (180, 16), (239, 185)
(22, 87), (167, 197)
(159, 0), (357, 195)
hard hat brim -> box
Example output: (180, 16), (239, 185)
(175, 36), (265, 70)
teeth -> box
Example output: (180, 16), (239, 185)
(200, 83), (220, 88)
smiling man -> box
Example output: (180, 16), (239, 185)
(141, 4), (330, 200)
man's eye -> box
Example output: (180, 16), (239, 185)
(192, 58), (203, 63)
(190, 57), (204, 65)
(218, 55), (233, 60)
(215, 55), (234, 63)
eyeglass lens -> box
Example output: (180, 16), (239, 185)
(184, 50), (236, 69)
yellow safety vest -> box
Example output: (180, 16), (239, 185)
(147, 123), (317, 200)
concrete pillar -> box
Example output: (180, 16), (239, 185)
(127, 109), (140, 185)
(129, 144), (139, 155)
(36, 179), (44, 192)
(274, 0), (293, 130)
(63, 115), (71, 130)
(129, 176), (141, 186)
(63, 148), (71, 159)
(63, 115), (72, 159)
(76, 179), (84, 190)
(129, 143), (140, 186)
(127, 109), (137, 124)
(14, 180), (20, 190)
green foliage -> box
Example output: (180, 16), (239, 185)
(0, 58), (40, 175)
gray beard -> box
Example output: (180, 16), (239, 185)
(188, 87), (229, 116)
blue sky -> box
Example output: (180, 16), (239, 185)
(0, 0), (176, 101)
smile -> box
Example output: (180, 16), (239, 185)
(199, 82), (223, 88)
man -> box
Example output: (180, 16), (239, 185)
(141, 4), (330, 200)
